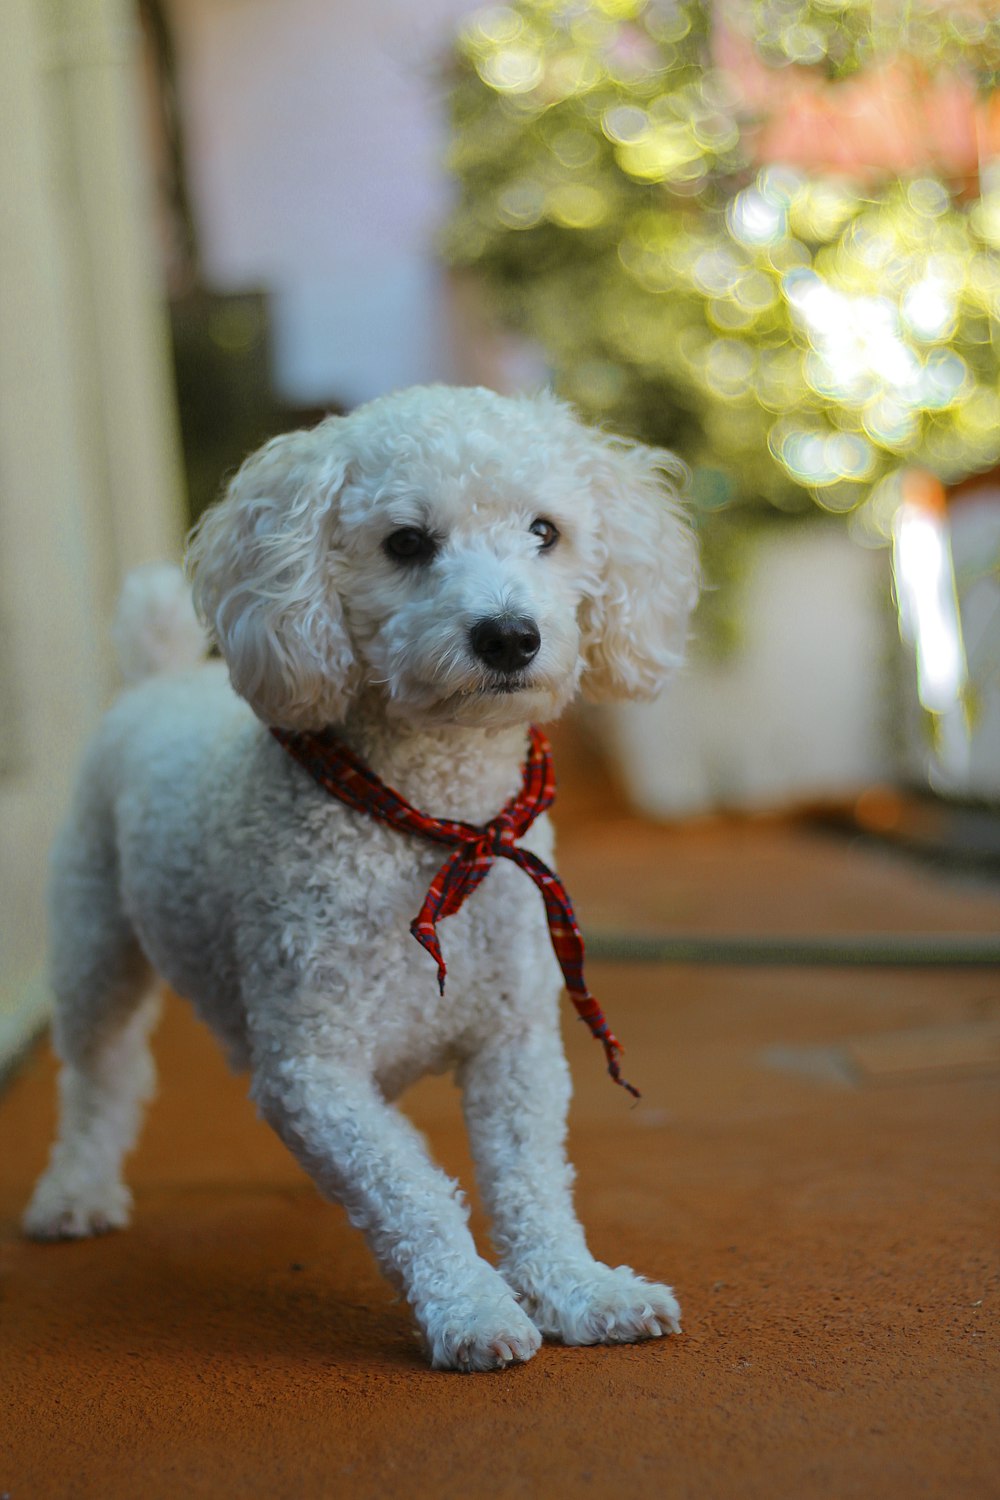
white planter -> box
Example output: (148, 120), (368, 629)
(599, 526), (894, 816)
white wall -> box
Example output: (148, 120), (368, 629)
(169, 0), (482, 405)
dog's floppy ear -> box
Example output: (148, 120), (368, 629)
(186, 419), (357, 728)
(577, 429), (699, 702)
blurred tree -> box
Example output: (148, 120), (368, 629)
(446, 0), (1000, 638)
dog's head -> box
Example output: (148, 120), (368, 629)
(187, 386), (698, 730)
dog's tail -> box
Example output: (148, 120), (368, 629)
(112, 563), (208, 685)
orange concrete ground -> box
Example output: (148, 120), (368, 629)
(2, 787), (999, 1498)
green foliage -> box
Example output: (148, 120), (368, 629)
(445, 0), (1000, 560)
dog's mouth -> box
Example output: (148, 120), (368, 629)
(423, 672), (537, 720)
(392, 667), (573, 730)
(466, 672), (531, 697)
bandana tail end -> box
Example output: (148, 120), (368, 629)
(411, 919), (448, 996)
(573, 989), (640, 1099)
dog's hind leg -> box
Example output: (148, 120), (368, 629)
(23, 804), (161, 1240)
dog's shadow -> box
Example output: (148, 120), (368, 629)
(4, 1181), (432, 1374)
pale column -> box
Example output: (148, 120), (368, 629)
(0, 0), (184, 1063)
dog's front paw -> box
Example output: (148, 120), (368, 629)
(23, 1171), (132, 1241)
(420, 1283), (543, 1372)
(510, 1260), (681, 1347)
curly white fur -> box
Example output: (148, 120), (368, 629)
(25, 385), (697, 1372)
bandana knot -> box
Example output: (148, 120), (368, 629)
(489, 813), (519, 854)
(270, 723), (638, 1097)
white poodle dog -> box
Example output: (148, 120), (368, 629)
(25, 385), (698, 1372)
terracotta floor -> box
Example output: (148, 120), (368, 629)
(3, 776), (999, 1497)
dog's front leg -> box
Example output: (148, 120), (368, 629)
(251, 1051), (541, 1371)
(460, 1026), (681, 1347)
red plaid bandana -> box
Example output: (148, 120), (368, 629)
(270, 723), (638, 1096)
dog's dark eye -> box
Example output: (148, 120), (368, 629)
(384, 527), (438, 565)
(530, 517), (560, 551)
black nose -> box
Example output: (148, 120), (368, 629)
(469, 615), (541, 675)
